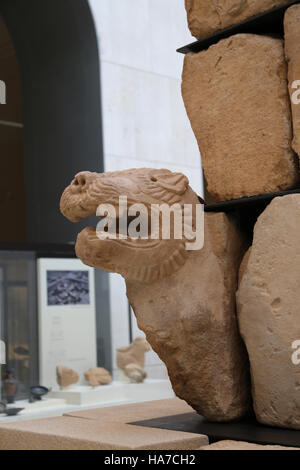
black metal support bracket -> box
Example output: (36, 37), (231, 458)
(131, 412), (300, 448)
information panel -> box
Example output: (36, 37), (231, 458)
(37, 258), (97, 388)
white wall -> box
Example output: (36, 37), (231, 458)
(89, 0), (203, 379)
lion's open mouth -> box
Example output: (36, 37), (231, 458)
(74, 203), (160, 248)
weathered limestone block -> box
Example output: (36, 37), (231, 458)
(125, 211), (250, 420)
(84, 367), (112, 387)
(56, 366), (79, 388)
(182, 34), (298, 201)
(237, 195), (300, 430)
(60, 169), (250, 422)
(185, 0), (292, 40)
(284, 5), (300, 159)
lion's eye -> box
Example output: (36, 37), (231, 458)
(151, 177), (157, 182)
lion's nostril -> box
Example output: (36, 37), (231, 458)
(74, 173), (87, 188)
(77, 176), (86, 186)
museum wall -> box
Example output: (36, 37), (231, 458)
(88, 0), (204, 379)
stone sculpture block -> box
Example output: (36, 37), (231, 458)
(185, 0), (292, 40)
(237, 195), (300, 430)
(284, 5), (300, 160)
(60, 168), (250, 421)
(182, 34), (298, 201)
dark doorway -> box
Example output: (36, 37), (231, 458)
(0, 16), (26, 242)
(0, 0), (104, 244)
(0, 1), (112, 389)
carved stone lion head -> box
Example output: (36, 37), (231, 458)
(60, 168), (201, 283)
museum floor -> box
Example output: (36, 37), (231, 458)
(0, 398), (297, 450)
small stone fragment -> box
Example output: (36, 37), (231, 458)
(117, 337), (150, 384)
(56, 366), (79, 388)
(84, 367), (112, 387)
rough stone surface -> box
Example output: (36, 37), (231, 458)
(238, 247), (251, 284)
(84, 367), (112, 387)
(200, 440), (299, 450)
(60, 169), (250, 422)
(56, 366), (79, 388)
(0, 399), (208, 450)
(237, 195), (300, 430)
(126, 211), (250, 421)
(117, 337), (150, 383)
(64, 397), (194, 421)
(182, 34), (298, 202)
(284, 5), (300, 160)
(0, 420), (207, 450)
(185, 0), (292, 40)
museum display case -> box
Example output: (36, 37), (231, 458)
(0, 252), (38, 400)
(0, 248), (111, 404)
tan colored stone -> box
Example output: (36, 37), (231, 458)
(237, 195), (300, 430)
(182, 34), (298, 202)
(284, 5), (300, 159)
(0, 419), (207, 451)
(122, 363), (146, 383)
(200, 440), (299, 450)
(126, 211), (250, 421)
(56, 365), (79, 388)
(185, 0), (292, 40)
(60, 169), (250, 422)
(0, 399), (208, 450)
(238, 247), (251, 284)
(117, 337), (150, 383)
(64, 397), (194, 422)
(84, 367), (112, 387)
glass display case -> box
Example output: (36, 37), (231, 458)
(0, 252), (38, 400)
(0, 341), (5, 401)
(0, 247), (111, 403)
